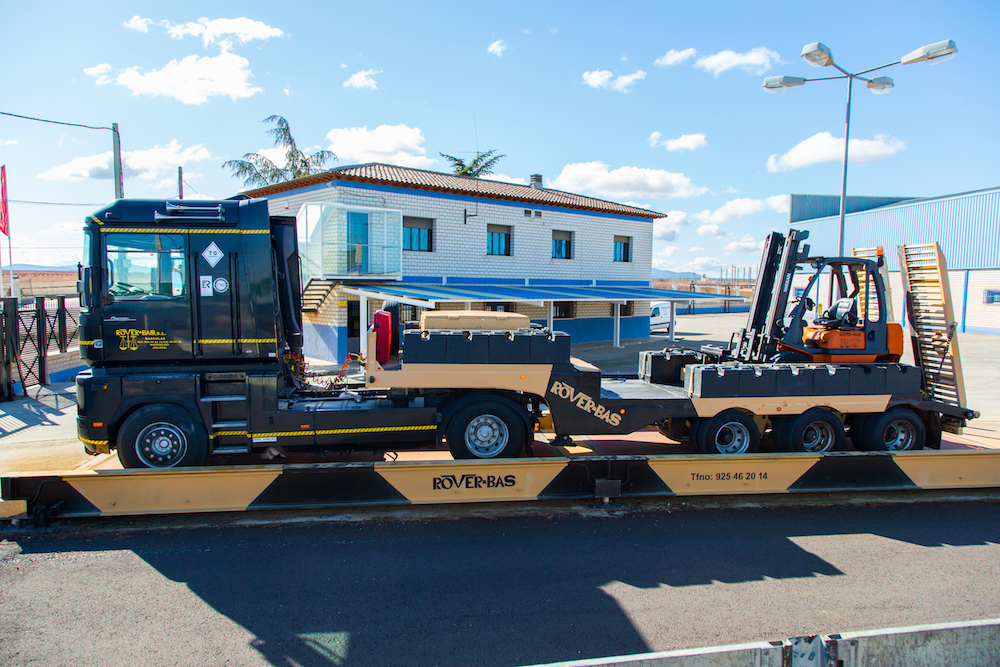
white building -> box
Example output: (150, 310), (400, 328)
(246, 163), (718, 361)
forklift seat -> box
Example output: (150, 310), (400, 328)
(814, 297), (858, 329)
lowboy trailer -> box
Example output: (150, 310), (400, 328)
(73, 199), (976, 468)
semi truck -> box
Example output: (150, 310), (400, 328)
(74, 199), (977, 468)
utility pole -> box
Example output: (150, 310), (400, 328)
(112, 122), (124, 199)
(178, 167), (184, 199)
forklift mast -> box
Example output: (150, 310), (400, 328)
(731, 230), (810, 363)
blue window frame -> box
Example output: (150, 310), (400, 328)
(487, 225), (511, 256)
(403, 217), (433, 252)
(613, 235), (631, 262)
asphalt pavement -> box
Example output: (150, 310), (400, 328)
(2, 501), (999, 666)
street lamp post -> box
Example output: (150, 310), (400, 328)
(763, 39), (957, 257)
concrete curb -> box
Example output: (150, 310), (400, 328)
(524, 618), (1000, 667)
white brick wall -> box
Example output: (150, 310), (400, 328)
(265, 183), (653, 284)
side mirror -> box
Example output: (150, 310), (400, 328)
(78, 266), (95, 309)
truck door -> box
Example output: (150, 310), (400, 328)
(192, 234), (249, 359)
(101, 232), (194, 361)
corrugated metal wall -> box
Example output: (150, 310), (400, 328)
(791, 187), (1000, 271)
(789, 194), (916, 224)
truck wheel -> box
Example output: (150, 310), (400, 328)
(783, 408), (845, 453)
(447, 402), (525, 459)
(922, 411), (943, 449)
(861, 408), (926, 452)
(847, 414), (871, 450)
(698, 410), (759, 455)
(769, 416), (790, 452)
(117, 405), (208, 469)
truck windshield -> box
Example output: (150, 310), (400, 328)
(105, 233), (186, 299)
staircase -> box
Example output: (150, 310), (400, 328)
(302, 279), (336, 312)
(897, 243), (967, 429)
(199, 372), (251, 455)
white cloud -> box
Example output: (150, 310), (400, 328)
(622, 201), (654, 210)
(723, 234), (766, 253)
(37, 140), (211, 182)
(481, 173), (527, 185)
(551, 162), (707, 200)
(764, 194), (789, 213)
(124, 15), (153, 33)
(767, 132), (907, 172)
(612, 70), (646, 92)
(688, 246), (704, 252)
(343, 69), (382, 90)
(326, 124), (434, 168)
(1, 139), (17, 145)
(340, 63), (347, 69)
(283, 87), (290, 96)
(697, 224), (726, 237)
(656, 246), (678, 258)
(662, 133), (707, 152)
(582, 70), (613, 88)
(694, 47), (780, 76)
(647, 131), (662, 148)
(723, 186), (739, 194)
(582, 69), (646, 92)
(111, 51), (261, 104)
(653, 211), (689, 241)
(162, 17), (283, 47)
(488, 40), (507, 57)
(523, 28), (531, 34)
(657, 254), (728, 273)
(654, 48), (698, 67)
(11, 220), (86, 267)
(83, 63), (113, 85)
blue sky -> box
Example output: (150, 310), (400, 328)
(1, 1), (997, 272)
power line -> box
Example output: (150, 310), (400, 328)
(0, 110), (110, 131)
(9, 199), (104, 207)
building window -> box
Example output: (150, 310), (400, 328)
(484, 302), (515, 312)
(985, 289), (1000, 304)
(552, 230), (572, 260)
(610, 301), (633, 317)
(534, 211), (542, 218)
(614, 235), (631, 262)
(553, 301), (575, 319)
(487, 225), (512, 256)
(402, 216), (433, 252)
(524, 209), (532, 217)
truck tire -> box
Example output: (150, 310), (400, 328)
(447, 402), (525, 459)
(117, 404), (208, 469)
(783, 408), (845, 453)
(769, 416), (790, 452)
(860, 408), (926, 452)
(847, 414), (871, 450)
(698, 409), (760, 455)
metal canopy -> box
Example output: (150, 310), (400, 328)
(341, 283), (745, 354)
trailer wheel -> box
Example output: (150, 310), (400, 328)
(447, 402), (525, 459)
(847, 414), (871, 450)
(769, 416), (790, 452)
(117, 405), (208, 469)
(861, 408), (926, 452)
(783, 408), (845, 453)
(698, 410), (760, 455)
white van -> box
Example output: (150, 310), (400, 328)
(649, 301), (672, 333)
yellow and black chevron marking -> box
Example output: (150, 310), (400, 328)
(79, 437), (109, 447)
(3, 451), (998, 519)
(209, 425), (437, 440)
(78, 340), (96, 347)
(97, 225), (268, 235)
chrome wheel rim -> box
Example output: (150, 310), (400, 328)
(801, 421), (837, 453)
(465, 414), (509, 458)
(713, 421), (751, 455)
(136, 422), (187, 467)
(883, 419), (917, 451)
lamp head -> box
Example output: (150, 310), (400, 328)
(866, 76), (894, 94)
(901, 39), (957, 65)
(762, 75), (806, 93)
(801, 42), (834, 67)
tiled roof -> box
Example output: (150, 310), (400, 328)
(243, 163), (665, 219)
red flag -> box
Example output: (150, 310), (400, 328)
(0, 165), (8, 237)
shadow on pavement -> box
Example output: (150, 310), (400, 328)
(8, 502), (999, 667)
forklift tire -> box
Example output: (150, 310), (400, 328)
(847, 414), (871, 451)
(447, 402), (526, 459)
(698, 410), (760, 455)
(860, 408), (926, 452)
(783, 408), (845, 454)
(117, 404), (208, 469)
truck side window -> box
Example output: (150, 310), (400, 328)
(105, 233), (186, 300)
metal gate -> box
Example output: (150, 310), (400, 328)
(0, 296), (80, 399)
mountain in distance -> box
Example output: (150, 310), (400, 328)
(651, 268), (701, 280)
(9, 264), (80, 272)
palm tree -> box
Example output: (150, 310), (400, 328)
(223, 115), (336, 189)
(438, 149), (506, 178)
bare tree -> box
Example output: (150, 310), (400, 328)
(224, 115), (336, 188)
